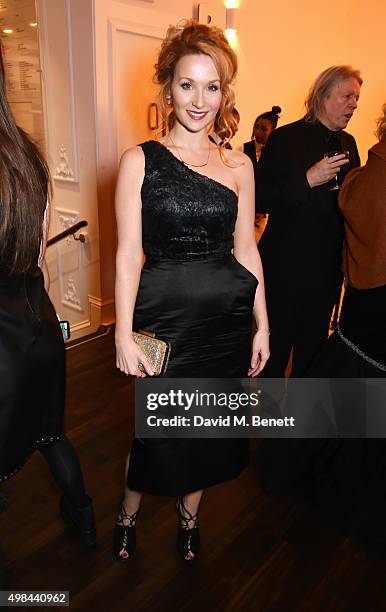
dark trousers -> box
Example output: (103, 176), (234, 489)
(261, 285), (339, 378)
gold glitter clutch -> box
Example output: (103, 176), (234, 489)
(132, 330), (171, 376)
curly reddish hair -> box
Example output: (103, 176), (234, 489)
(154, 20), (239, 147)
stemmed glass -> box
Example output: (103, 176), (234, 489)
(324, 150), (350, 191)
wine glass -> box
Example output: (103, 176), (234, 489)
(324, 150), (350, 191)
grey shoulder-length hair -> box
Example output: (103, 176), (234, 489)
(304, 65), (363, 123)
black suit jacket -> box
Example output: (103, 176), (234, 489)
(243, 140), (259, 176)
(255, 118), (360, 290)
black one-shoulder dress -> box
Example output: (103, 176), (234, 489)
(126, 140), (258, 496)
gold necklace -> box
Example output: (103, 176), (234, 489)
(167, 134), (211, 168)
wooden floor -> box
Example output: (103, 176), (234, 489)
(2, 328), (386, 611)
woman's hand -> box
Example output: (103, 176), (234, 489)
(115, 335), (154, 378)
(248, 329), (270, 377)
(306, 153), (349, 188)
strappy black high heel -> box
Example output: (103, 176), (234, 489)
(176, 497), (200, 565)
(113, 500), (139, 561)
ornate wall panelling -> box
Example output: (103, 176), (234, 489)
(55, 208), (86, 313)
(37, 0), (79, 183)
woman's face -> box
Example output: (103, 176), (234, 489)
(170, 53), (222, 134)
(253, 118), (273, 145)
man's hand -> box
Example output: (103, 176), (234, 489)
(306, 153), (349, 188)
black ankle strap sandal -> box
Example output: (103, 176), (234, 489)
(113, 500), (139, 561)
(176, 497), (200, 565)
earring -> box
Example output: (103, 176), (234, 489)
(166, 95), (171, 105)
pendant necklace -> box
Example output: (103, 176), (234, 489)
(167, 133), (211, 168)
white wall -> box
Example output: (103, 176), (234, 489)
(347, 0), (385, 157)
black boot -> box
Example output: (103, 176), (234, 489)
(60, 495), (96, 548)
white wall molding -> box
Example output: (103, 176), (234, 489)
(38, 0), (79, 183)
(68, 294), (110, 334)
(55, 144), (75, 180)
(55, 207), (85, 313)
(87, 295), (115, 326)
(35, 0), (101, 340)
(62, 294), (112, 339)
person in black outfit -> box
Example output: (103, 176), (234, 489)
(243, 105), (282, 173)
(255, 66), (362, 378)
(260, 106), (386, 543)
(0, 41), (96, 580)
(244, 106), (281, 229)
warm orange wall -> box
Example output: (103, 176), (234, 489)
(346, 0), (385, 157)
(233, 0), (385, 161)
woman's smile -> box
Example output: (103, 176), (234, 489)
(186, 110), (209, 121)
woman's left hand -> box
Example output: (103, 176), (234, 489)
(248, 329), (270, 376)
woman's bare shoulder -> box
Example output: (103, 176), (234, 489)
(119, 145), (145, 169)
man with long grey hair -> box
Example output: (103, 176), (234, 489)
(255, 65), (362, 378)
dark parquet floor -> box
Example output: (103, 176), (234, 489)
(2, 327), (386, 611)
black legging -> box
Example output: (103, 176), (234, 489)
(39, 435), (89, 508)
(0, 436), (89, 588)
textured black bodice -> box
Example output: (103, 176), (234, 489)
(139, 140), (238, 260)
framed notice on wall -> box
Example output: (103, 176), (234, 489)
(0, 0), (45, 151)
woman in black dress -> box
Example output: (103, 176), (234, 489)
(113, 20), (270, 563)
(0, 43), (95, 555)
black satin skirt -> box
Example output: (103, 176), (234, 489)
(0, 268), (65, 482)
(127, 254), (258, 496)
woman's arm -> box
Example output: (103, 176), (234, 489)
(115, 146), (154, 377)
(233, 152), (270, 376)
